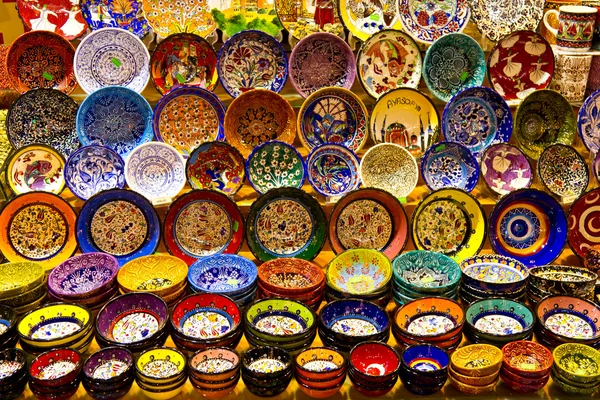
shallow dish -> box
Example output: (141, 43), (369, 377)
(538, 144), (588, 200)
(392, 250), (461, 293)
(470, 0), (544, 42)
(502, 340), (553, 379)
(421, 142), (479, 192)
(118, 255), (187, 297)
(29, 348), (82, 387)
(553, 343), (600, 384)
(188, 254), (257, 296)
(306, 144), (360, 198)
(188, 347), (240, 382)
(451, 344), (503, 377)
(135, 347), (187, 384)
(529, 265), (597, 299)
(0, 261), (44, 300)
(536, 295), (600, 342)
(465, 298), (534, 339)
(326, 249), (391, 296)
(83, 347), (134, 383)
(460, 255), (528, 293)
(5, 144), (65, 195)
(394, 297), (464, 339)
(245, 298), (316, 340)
(49, 253), (119, 299)
(568, 188), (600, 259)
(480, 143), (533, 196)
(258, 258), (324, 295)
(185, 142), (245, 195)
(397, 0), (470, 44)
(360, 143), (419, 198)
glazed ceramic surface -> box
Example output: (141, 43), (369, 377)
(469, 0), (544, 42)
(450, 344), (502, 376)
(118, 255), (187, 294)
(141, 0), (217, 38)
(480, 143), (532, 196)
(18, 303), (89, 341)
(5, 144), (65, 195)
(0, 262), (44, 299)
(337, 0), (403, 41)
(466, 299), (533, 336)
(538, 296), (600, 340)
(83, 347), (133, 380)
(538, 144), (588, 200)
(553, 343), (600, 381)
(392, 250), (461, 291)
(395, 298), (463, 337)
(246, 298), (314, 336)
(529, 265), (597, 299)
(320, 299), (389, 337)
(578, 87), (600, 154)
(187, 254), (257, 294)
(327, 249), (391, 295)
(421, 142), (479, 192)
(136, 348), (185, 378)
(360, 143), (419, 198)
(274, 0), (342, 39)
(461, 254), (528, 285)
(17, 0), (87, 40)
(595, 151), (600, 184)
(0, 110), (11, 171)
(80, 0), (149, 38)
(568, 187), (600, 258)
(245, 141), (306, 195)
(48, 253), (118, 297)
(185, 141), (245, 195)
(306, 144), (360, 197)
(550, 52), (592, 103)
(397, 0), (470, 44)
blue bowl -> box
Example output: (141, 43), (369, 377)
(188, 254), (258, 297)
(460, 255), (529, 293)
(319, 299), (389, 343)
(393, 250), (461, 294)
(400, 344), (449, 379)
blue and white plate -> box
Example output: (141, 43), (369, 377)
(65, 145), (126, 200)
(421, 141), (479, 192)
(76, 86), (154, 158)
(80, 0), (151, 38)
(578, 88), (600, 154)
(306, 143), (360, 198)
(188, 254), (258, 296)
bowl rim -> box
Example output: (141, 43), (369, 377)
(188, 346), (241, 376)
(241, 346), (292, 377)
(400, 343), (449, 374)
(83, 346), (134, 381)
(29, 348), (83, 381)
(349, 341), (401, 379)
(552, 343), (600, 381)
(529, 265), (598, 285)
(135, 346), (188, 380)
(0, 261), (45, 300)
(117, 254), (188, 296)
(48, 252), (119, 298)
(170, 292), (242, 337)
(460, 254), (529, 285)
(535, 294), (600, 341)
(17, 301), (93, 343)
(450, 343), (503, 375)
(188, 254), (258, 295)
(244, 297), (317, 338)
(294, 346), (347, 376)
(257, 258), (325, 295)
(393, 296), (465, 337)
(325, 249), (392, 295)
(465, 297), (534, 336)
(501, 340), (553, 374)
(319, 298), (390, 333)
(392, 250), (461, 292)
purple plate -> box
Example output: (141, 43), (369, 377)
(480, 143), (533, 197)
(48, 253), (119, 299)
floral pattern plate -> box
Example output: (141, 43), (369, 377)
(568, 187), (600, 259)
(337, 0), (403, 41)
(398, 0), (471, 44)
(141, 0), (217, 38)
(17, 0), (88, 40)
(538, 144), (588, 201)
(360, 143), (419, 199)
(480, 143), (532, 197)
(275, 0), (343, 40)
(5, 144), (65, 195)
(80, 0), (150, 38)
(245, 141), (306, 195)
(469, 0), (544, 42)
(578, 88), (600, 154)
(306, 143), (360, 198)
(186, 141), (245, 196)
(421, 141), (479, 192)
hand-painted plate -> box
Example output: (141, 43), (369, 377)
(80, 0), (150, 38)
(360, 143), (419, 199)
(412, 188), (486, 262)
(328, 188), (409, 259)
(217, 30), (288, 98)
(0, 110), (12, 170)
(76, 188), (160, 266)
(141, 0), (217, 38)
(568, 187), (600, 259)
(64, 145), (126, 200)
(5, 144), (66, 195)
(480, 143), (532, 197)
(186, 141), (245, 196)
(74, 28), (150, 94)
(0, 192), (77, 271)
(306, 143), (360, 197)
(488, 188), (567, 266)
(595, 152), (600, 184)
(538, 144), (588, 200)
(469, 0), (544, 42)
(246, 140), (305, 195)
(398, 0), (470, 44)
(275, 0), (343, 40)
(6, 88), (79, 158)
(289, 32), (355, 98)
(150, 33), (218, 95)
(514, 89), (576, 160)
(164, 189), (245, 265)
(298, 87), (368, 152)
(421, 141), (479, 192)
(246, 187), (327, 262)
(578, 88), (600, 154)
(17, 0), (88, 41)
(7, 31), (77, 94)
(153, 86), (225, 157)
(76, 86), (154, 158)
(337, 0), (403, 41)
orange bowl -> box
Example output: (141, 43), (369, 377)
(258, 258), (325, 295)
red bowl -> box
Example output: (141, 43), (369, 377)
(349, 342), (400, 383)
(297, 378), (344, 399)
(501, 366), (549, 386)
(501, 370), (548, 393)
(295, 369), (346, 389)
(29, 349), (83, 387)
(257, 280), (325, 302)
(170, 293), (241, 336)
(257, 258), (325, 295)
(348, 370), (397, 397)
(501, 341), (553, 379)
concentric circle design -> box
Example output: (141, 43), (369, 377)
(568, 188), (600, 259)
(496, 202), (549, 257)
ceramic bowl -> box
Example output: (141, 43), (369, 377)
(393, 297), (464, 341)
(137, 377), (187, 400)
(244, 298), (316, 342)
(188, 254), (257, 298)
(188, 347), (240, 383)
(420, 141), (480, 192)
(501, 340), (552, 376)
(242, 346), (292, 381)
(306, 143), (361, 197)
(325, 249), (391, 297)
(170, 326), (243, 357)
(465, 298), (534, 345)
(83, 382), (133, 400)
(294, 369), (346, 389)
(392, 250), (461, 293)
(393, 328), (462, 353)
(297, 379), (344, 399)
(49, 283), (117, 307)
(190, 377), (238, 399)
(83, 347), (134, 385)
(553, 343), (600, 384)
(294, 347), (346, 381)
(135, 347), (187, 385)
(529, 265), (597, 299)
(451, 344), (503, 377)
(325, 285), (390, 309)
(460, 255), (529, 293)
(189, 372), (240, 391)
(448, 373), (499, 394)
(0, 261), (45, 300)
(257, 258), (324, 295)
(500, 365), (549, 387)
(536, 295), (600, 343)
(349, 342), (400, 383)
(117, 255), (188, 297)
(257, 280), (324, 304)
(49, 253), (119, 299)
(449, 364), (499, 386)
(347, 368), (397, 397)
(401, 344), (449, 378)
(538, 144), (588, 199)
(29, 379), (81, 399)
(0, 277), (47, 308)
(29, 348), (83, 387)
(551, 367), (600, 395)
(0, 348), (27, 385)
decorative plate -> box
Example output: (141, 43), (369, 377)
(188, 253), (257, 294)
(118, 255), (188, 295)
(578, 88), (600, 154)
(298, 87), (368, 152)
(150, 33), (218, 94)
(0, 45), (11, 90)
(74, 28), (150, 94)
(398, 0), (470, 44)
(0, 192), (77, 271)
(275, 0), (343, 40)
(412, 188), (486, 262)
(7, 31), (77, 94)
(5, 144), (66, 195)
(6, 88), (79, 158)
(469, 0), (544, 42)
(442, 86), (512, 158)
(16, 0), (88, 41)
(76, 86), (154, 158)
(595, 152), (600, 184)
(64, 145), (126, 200)
(245, 141), (306, 195)
(488, 31), (554, 102)
(568, 188), (600, 259)
(186, 141), (245, 196)
(289, 32), (356, 98)
(360, 143), (419, 199)
(246, 187), (327, 262)
(480, 143), (532, 197)
(369, 88), (440, 159)
(76, 189), (160, 266)
(337, 0), (403, 41)
(125, 142), (186, 203)
(514, 89), (576, 160)
(80, 0), (150, 38)
(306, 143), (360, 198)
(488, 188), (567, 266)
(421, 141), (479, 192)
(423, 33), (486, 102)
(538, 144), (588, 201)
(141, 0), (217, 38)
(223, 89), (296, 157)
(153, 86), (225, 156)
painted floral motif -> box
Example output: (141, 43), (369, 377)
(141, 0), (216, 38)
(267, 273), (312, 288)
(538, 144), (588, 199)
(9, 204), (67, 260)
(90, 200), (148, 256)
(327, 250), (390, 294)
(237, 107), (280, 147)
(463, 264), (525, 284)
(469, 0), (543, 42)
(0, 110), (12, 169)
(336, 200), (393, 250)
(275, 0), (343, 39)
(248, 359), (286, 373)
(186, 142), (245, 195)
(481, 144), (532, 196)
(181, 311), (231, 339)
(545, 312), (594, 339)
(30, 321), (82, 340)
(37, 361), (77, 380)
(92, 360), (129, 380)
(175, 201), (232, 257)
(246, 141), (305, 194)
(415, 199), (469, 255)
(406, 314), (455, 336)
(474, 314), (524, 335)
(422, 142), (478, 192)
(137, 278), (172, 291)
(188, 256), (256, 292)
(111, 311), (160, 343)
(303, 360), (339, 372)
(360, 143), (419, 198)
(142, 359), (180, 378)
(558, 353), (599, 376)
(549, 50), (592, 103)
(59, 266), (114, 294)
(81, 0), (150, 38)
(398, 0), (470, 44)
(8, 148), (64, 194)
(331, 318), (378, 336)
(0, 361), (22, 379)
(254, 315), (304, 335)
(400, 265), (452, 288)
(195, 358), (235, 374)
(307, 145), (360, 197)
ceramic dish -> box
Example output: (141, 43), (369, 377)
(171, 293), (241, 340)
(141, 0), (217, 38)
(0, 275), (47, 308)
(135, 347), (186, 382)
(502, 340), (553, 378)
(319, 299), (389, 340)
(451, 344), (502, 377)
(465, 298), (534, 338)
(242, 346), (292, 380)
(7, 31), (76, 94)
(394, 297), (464, 339)
(469, 0), (544, 42)
(83, 346), (134, 384)
(337, 0), (402, 41)
(460, 254), (528, 292)
(529, 265), (597, 299)
(258, 258), (324, 295)
(0, 261), (44, 300)
(306, 144), (360, 197)
(350, 341), (400, 380)
(294, 347), (346, 381)
(397, 0), (470, 44)
(74, 28), (150, 94)
(568, 188), (600, 259)
(245, 141), (306, 194)
(245, 298), (316, 338)
(29, 348), (83, 386)
(360, 143), (418, 199)
(578, 88), (600, 154)
(538, 144), (588, 200)
(400, 344), (449, 377)
(118, 255), (188, 296)
(48, 253), (118, 299)
(553, 343), (600, 383)
(188, 347), (240, 381)
(18, 303), (91, 345)
(326, 249), (391, 295)
(0, 347), (26, 385)
(185, 141), (245, 195)
(392, 250), (461, 293)
(480, 143), (532, 196)
(421, 142), (479, 192)
(536, 295), (600, 342)
(5, 144), (65, 195)
(80, 0), (149, 38)
(17, 0), (87, 40)
(187, 254), (257, 296)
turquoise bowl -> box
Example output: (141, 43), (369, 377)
(392, 251), (461, 294)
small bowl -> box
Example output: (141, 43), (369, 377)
(0, 277), (47, 308)
(393, 297), (464, 340)
(529, 265), (597, 299)
(553, 343), (600, 384)
(242, 346), (292, 380)
(258, 258), (324, 295)
(536, 295), (600, 343)
(449, 373), (498, 394)
(188, 254), (257, 297)
(348, 369), (397, 397)
(465, 298), (534, 343)
(48, 253), (119, 299)
(243, 327), (316, 353)
(501, 341), (553, 379)
(117, 255), (188, 297)
(449, 363), (499, 386)
(83, 347), (134, 384)
(326, 249), (392, 295)
(188, 347), (240, 382)
(393, 328), (462, 352)
(294, 347), (346, 381)
(552, 372), (600, 395)
(501, 366), (549, 386)
(29, 378), (81, 398)
(190, 375), (238, 399)
(400, 344), (449, 380)
(297, 378), (344, 399)
(0, 348), (27, 385)
(0, 261), (45, 300)
(189, 372), (240, 390)
(135, 347), (187, 385)
(245, 298), (316, 342)
(29, 348), (82, 387)
(319, 299), (389, 346)
(83, 380), (133, 400)
(0, 305), (17, 342)
(295, 369), (346, 389)
(349, 341), (400, 383)
(451, 344), (502, 377)
(49, 283), (117, 307)
(258, 281), (324, 303)
(392, 250), (461, 293)
(460, 255), (529, 293)
(137, 377), (187, 400)
(242, 373), (293, 397)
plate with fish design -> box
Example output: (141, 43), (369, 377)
(5, 144), (66, 196)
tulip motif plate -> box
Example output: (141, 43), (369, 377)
(5, 144), (65, 195)
(360, 143), (419, 199)
(538, 144), (588, 201)
(16, 0), (88, 40)
(245, 141), (306, 195)
(338, 0), (403, 41)
(468, 0), (544, 42)
(80, 0), (150, 38)
(398, 0), (471, 44)
(480, 143), (532, 197)
(421, 141), (479, 192)
(306, 143), (360, 198)
(186, 142), (245, 196)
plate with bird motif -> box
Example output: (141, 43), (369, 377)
(306, 143), (360, 198)
(186, 141), (246, 196)
(421, 141), (479, 192)
(5, 144), (66, 195)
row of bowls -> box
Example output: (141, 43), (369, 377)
(551, 342), (600, 395)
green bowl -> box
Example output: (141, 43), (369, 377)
(392, 251), (461, 294)
(553, 343), (600, 384)
(244, 298), (316, 342)
(326, 249), (392, 295)
(465, 298), (534, 341)
(552, 368), (600, 395)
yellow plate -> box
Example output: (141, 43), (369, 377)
(0, 261), (44, 300)
(5, 144), (66, 195)
(17, 303), (91, 344)
(118, 255), (188, 297)
(338, 0), (403, 41)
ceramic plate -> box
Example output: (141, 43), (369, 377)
(7, 31), (77, 94)
(289, 32), (355, 98)
(153, 86), (225, 156)
(412, 188), (486, 262)
(568, 187), (600, 259)
(306, 143), (360, 197)
(0, 192), (77, 271)
(595, 152), (600, 184)
(17, 0), (88, 40)
(398, 0), (470, 44)
(480, 143), (532, 197)
(76, 86), (154, 158)
(514, 89), (576, 160)
(80, 0), (150, 38)
(64, 145), (126, 200)
(360, 143), (419, 199)
(245, 141), (305, 195)
(328, 188), (409, 259)
(188, 253), (257, 293)
(74, 28), (150, 94)
(5, 144), (65, 195)
(275, 0), (343, 40)
(246, 187), (327, 262)
(337, 0), (403, 41)
(421, 141), (479, 192)
(0, 109), (12, 170)
(488, 31), (554, 102)
(489, 188), (567, 266)
(469, 0), (544, 42)
(141, 0), (217, 38)
(298, 87), (368, 152)
(369, 88), (440, 159)
(538, 144), (588, 200)
(186, 141), (245, 196)
(6, 88), (79, 158)
(76, 189), (160, 266)
(442, 86), (512, 158)
(125, 142), (186, 203)
(578, 88), (600, 154)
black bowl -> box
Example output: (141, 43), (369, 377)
(82, 374), (134, 392)
(399, 366), (446, 386)
(0, 369), (28, 393)
(399, 371), (445, 395)
(241, 373), (292, 397)
(0, 379), (27, 400)
(0, 348), (27, 385)
(29, 377), (80, 395)
(242, 346), (292, 381)
(348, 368), (397, 396)
(82, 347), (134, 386)
(0, 305), (17, 344)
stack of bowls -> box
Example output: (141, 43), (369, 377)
(244, 298), (317, 355)
(449, 344), (502, 394)
(257, 258), (325, 309)
(135, 348), (188, 400)
(551, 343), (600, 395)
(82, 347), (135, 400)
(325, 249), (392, 307)
(0, 305), (17, 349)
(399, 344), (449, 395)
(242, 346), (293, 397)
(348, 342), (400, 397)
(294, 347), (347, 398)
(188, 347), (241, 398)
(0, 262), (46, 316)
(392, 297), (464, 352)
(528, 265), (597, 306)
(464, 298), (534, 347)
(17, 302), (93, 355)
(318, 299), (390, 355)
(501, 341), (552, 393)
(28, 349), (83, 400)
(0, 348), (28, 399)
(392, 250), (461, 306)
(170, 293), (243, 357)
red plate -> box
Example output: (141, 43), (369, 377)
(568, 187), (600, 259)
(16, 0), (87, 41)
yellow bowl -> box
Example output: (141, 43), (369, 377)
(0, 276), (47, 308)
(17, 303), (92, 346)
(140, 384), (185, 400)
(326, 249), (392, 295)
(118, 255), (188, 297)
(448, 373), (498, 394)
(136, 347), (187, 384)
(0, 262), (44, 300)
(449, 363), (499, 386)
(553, 343), (600, 384)
(451, 344), (502, 377)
